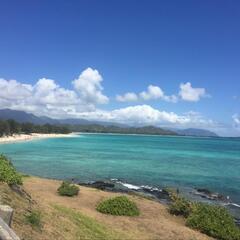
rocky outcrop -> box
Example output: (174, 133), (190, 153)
(0, 205), (20, 240)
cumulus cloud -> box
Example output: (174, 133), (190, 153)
(0, 68), (109, 118)
(72, 105), (219, 129)
(116, 85), (178, 103)
(116, 82), (207, 103)
(179, 82), (207, 102)
(116, 92), (138, 102)
(0, 78), (32, 100)
(0, 70), (222, 134)
(72, 67), (109, 104)
(140, 85), (164, 100)
(233, 114), (240, 126)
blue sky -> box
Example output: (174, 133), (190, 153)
(0, 0), (240, 136)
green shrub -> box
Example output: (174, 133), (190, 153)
(25, 210), (42, 229)
(168, 192), (240, 240)
(186, 203), (240, 240)
(0, 154), (22, 185)
(57, 181), (79, 197)
(96, 196), (140, 216)
(169, 193), (192, 217)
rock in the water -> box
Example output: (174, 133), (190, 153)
(195, 188), (228, 202)
(80, 181), (115, 190)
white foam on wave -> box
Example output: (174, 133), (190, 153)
(110, 179), (141, 190)
(225, 203), (240, 208)
(120, 183), (141, 190)
(141, 185), (161, 191)
(110, 179), (161, 191)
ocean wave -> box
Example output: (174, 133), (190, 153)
(110, 179), (162, 192)
(225, 202), (240, 208)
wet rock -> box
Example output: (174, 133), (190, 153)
(80, 181), (115, 190)
(141, 187), (171, 202)
(195, 188), (228, 202)
(234, 218), (240, 227)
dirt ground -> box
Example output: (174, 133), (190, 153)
(16, 176), (213, 240)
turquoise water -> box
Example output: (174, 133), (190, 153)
(0, 134), (240, 203)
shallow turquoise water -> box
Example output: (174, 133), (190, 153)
(0, 134), (240, 203)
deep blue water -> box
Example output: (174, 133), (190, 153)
(0, 134), (240, 204)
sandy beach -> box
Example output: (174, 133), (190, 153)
(0, 133), (75, 144)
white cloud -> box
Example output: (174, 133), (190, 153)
(116, 85), (178, 103)
(72, 67), (109, 104)
(0, 78), (32, 100)
(116, 92), (138, 102)
(116, 82), (207, 103)
(0, 71), (231, 135)
(73, 105), (218, 128)
(233, 114), (240, 126)
(0, 68), (109, 118)
(179, 82), (207, 102)
(140, 85), (164, 100)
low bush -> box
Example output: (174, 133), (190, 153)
(25, 210), (42, 229)
(57, 181), (79, 197)
(0, 154), (22, 185)
(186, 203), (240, 240)
(169, 193), (192, 217)
(96, 196), (140, 216)
(168, 193), (240, 240)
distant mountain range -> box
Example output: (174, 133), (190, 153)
(0, 109), (125, 126)
(0, 109), (218, 137)
(174, 128), (218, 137)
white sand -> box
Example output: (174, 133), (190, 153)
(0, 133), (76, 144)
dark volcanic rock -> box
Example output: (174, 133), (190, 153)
(80, 181), (115, 190)
(196, 188), (212, 195)
(141, 187), (171, 202)
(195, 188), (228, 202)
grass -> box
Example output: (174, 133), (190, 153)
(96, 195), (140, 216)
(53, 204), (124, 240)
(25, 210), (42, 229)
(0, 181), (125, 240)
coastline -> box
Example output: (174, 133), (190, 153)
(0, 132), (76, 144)
(7, 176), (212, 240)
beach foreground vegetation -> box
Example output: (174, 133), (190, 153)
(25, 210), (42, 229)
(96, 196), (140, 216)
(169, 193), (240, 240)
(186, 203), (240, 240)
(57, 181), (79, 197)
(0, 154), (22, 185)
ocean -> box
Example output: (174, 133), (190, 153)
(0, 133), (240, 207)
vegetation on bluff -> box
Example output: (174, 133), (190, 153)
(169, 192), (240, 240)
(96, 196), (140, 216)
(25, 210), (42, 229)
(0, 119), (71, 137)
(57, 181), (79, 197)
(0, 154), (22, 185)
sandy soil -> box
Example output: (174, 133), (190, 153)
(0, 133), (75, 144)
(23, 177), (213, 240)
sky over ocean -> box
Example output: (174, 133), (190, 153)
(0, 0), (240, 136)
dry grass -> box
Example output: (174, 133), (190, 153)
(0, 177), (213, 240)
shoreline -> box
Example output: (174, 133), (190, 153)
(22, 174), (240, 224)
(0, 132), (77, 144)
(1, 176), (213, 240)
